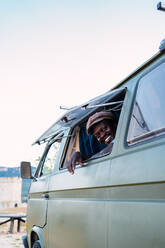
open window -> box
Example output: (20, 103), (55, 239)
(62, 87), (126, 169)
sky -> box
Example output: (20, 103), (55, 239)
(0, 0), (164, 167)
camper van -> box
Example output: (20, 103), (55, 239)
(21, 40), (165, 248)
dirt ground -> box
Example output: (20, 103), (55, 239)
(0, 232), (25, 248)
(0, 207), (27, 248)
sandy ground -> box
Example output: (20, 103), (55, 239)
(0, 232), (25, 248)
(0, 207), (27, 248)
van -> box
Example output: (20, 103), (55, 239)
(21, 40), (165, 248)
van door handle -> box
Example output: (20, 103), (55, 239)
(42, 193), (49, 199)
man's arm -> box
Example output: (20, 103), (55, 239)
(66, 143), (113, 174)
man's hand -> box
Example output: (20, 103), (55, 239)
(66, 152), (84, 174)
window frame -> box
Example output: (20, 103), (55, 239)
(61, 88), (127, 170)
(127, 60), (165, 146)
(35, 132), (67, 177)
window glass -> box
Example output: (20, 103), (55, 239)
(41, 139), (62, 175)
(127, 62), (165, 144)
(63, 127), (80, 168)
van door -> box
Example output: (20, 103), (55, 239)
(27, 150), (49, 232)
(27, 134), (65, 245)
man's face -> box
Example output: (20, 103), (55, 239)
(92, 120), (115, 145)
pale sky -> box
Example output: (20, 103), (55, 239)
(0, 0), (164, 167)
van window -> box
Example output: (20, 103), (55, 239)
(62, 90), (126, 169)
(127, 62), (165, 145)
(40, 138), (62, 176)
